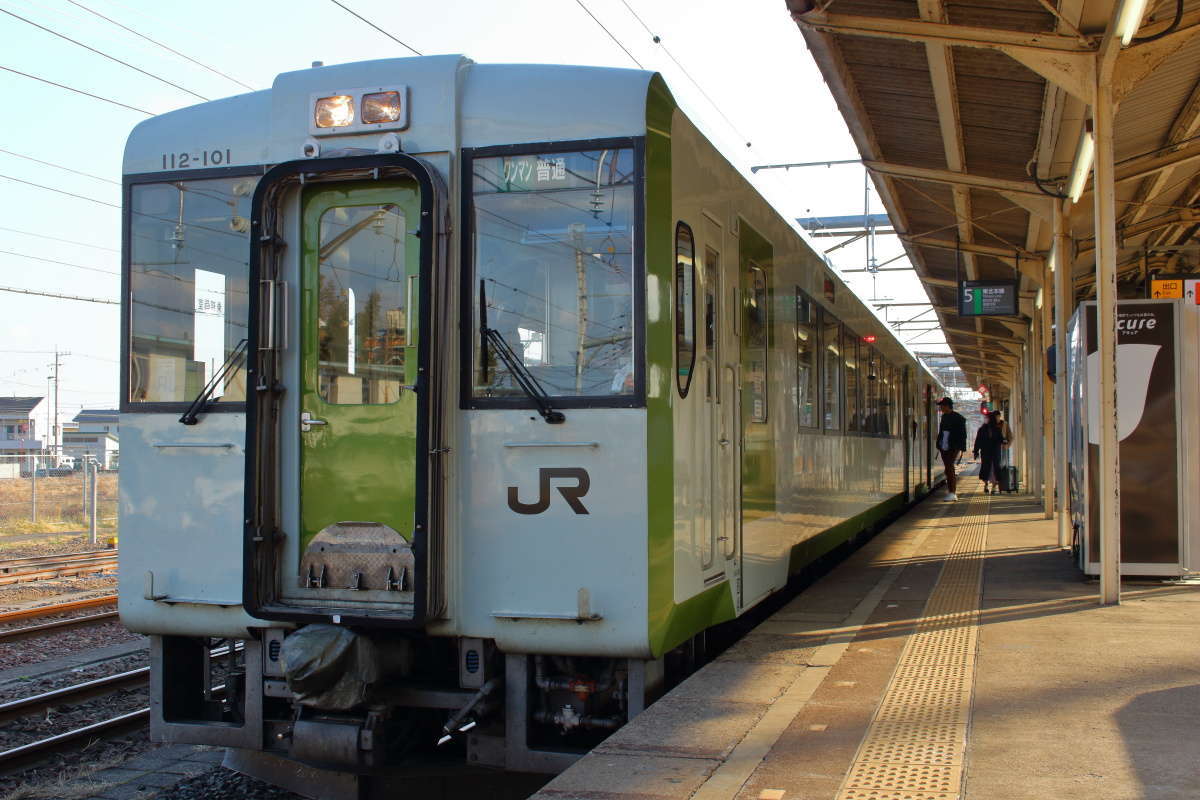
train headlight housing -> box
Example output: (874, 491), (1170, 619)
(314, 95), (355, 128)
(361, 91), (403, 124)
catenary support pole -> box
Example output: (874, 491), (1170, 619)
(1093, 76), (1121, 606)
(1053, 202), (1071, 548)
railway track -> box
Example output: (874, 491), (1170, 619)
(0, 551), (119, 587)
(0, 644), (234, 774)
(0, 595), (120, 645)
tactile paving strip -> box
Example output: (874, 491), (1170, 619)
(834, 494), (989, 800)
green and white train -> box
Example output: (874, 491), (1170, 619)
(118, 55), (944, 792)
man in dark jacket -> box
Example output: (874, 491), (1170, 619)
(936, 397), (967, 501)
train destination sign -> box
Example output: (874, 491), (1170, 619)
(958, 280), (1018, 316)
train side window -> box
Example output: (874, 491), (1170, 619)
(705, 246), (719, 401)
(822, 315), (842, 431)
(746, 263), (768, 423)
(843, 329), (860, 432)
(795, 289), (817, 428)
(675, 222), (696, 398)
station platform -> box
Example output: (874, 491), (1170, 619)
(531, 487), (1200, 800)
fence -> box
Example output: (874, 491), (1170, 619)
(0, 454), (118, 544)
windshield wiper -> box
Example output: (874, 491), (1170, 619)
(180, 338), (249, 425)
(479, 280), (564, 424)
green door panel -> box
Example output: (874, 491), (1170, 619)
(299, 181), (422, 557)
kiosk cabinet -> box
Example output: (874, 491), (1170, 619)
(1067, 299), (1200, 576)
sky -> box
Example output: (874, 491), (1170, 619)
(0, 0), (947, 442)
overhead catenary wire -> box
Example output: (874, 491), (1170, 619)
(0, 148), (118, 185)
(0, 285), (117, 305)
(0, 248), (118, 277)
(0, 65), (152, 115)
(0, 174), (119, 209)
(618, 0), (751, 148)
(64, 0), (255, 91)
(326, 0), (422, 56)
(0, 225), (118, 253)
(574, 0), (644, 69)
(0, 8), (208, 101)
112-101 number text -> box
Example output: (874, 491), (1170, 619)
(162, 149), (233, 169)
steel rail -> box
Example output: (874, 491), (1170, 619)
(0, 610), (121, 643)
(0, 550), (118, 571)
(0, 708), (150, 774)
(0, 595), (117, 625)
(0, 558), (119, 587)
(0, 667), (149, 724)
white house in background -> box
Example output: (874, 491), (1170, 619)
(0, 396), (45, 456)
(62, 409), (119, 470)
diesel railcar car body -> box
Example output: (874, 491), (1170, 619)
(118, 55), (944, 785)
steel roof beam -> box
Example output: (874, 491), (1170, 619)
(863, 160), (1045, 198)
(904, 235), (1045, 271)
(793, 12), (1096, 52)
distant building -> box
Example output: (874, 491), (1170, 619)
(0, 396), (45, 457)
(62, 409), (119, 469)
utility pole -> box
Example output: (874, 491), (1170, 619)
(46, 349), (69, 456)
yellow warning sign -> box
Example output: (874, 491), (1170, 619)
(1150, 278), (1183, 299)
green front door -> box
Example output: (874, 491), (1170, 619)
(297, 181), (422, 602)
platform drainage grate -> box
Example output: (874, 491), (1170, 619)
(834, 494), (989, 800)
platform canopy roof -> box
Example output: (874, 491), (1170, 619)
(790, 0), (1200, 394)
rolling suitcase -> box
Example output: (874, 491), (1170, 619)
(999, 465), (1019, 493)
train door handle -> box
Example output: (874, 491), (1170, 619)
(300, 411), (327, 432)
(718, 438), (731, 447)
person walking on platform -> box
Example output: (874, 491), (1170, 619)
(973, 412), (1006, 494)
(936, 397), (967, 501)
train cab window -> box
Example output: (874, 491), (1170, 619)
(822, 315), (842, 431)
(843, 329), (860, 432)
(469, 146), (637, 400)
(316, 203), (408, 404)
(795, 290), (817, 428)
(126, 176), (259, 405)
(675, 222), (696, 398)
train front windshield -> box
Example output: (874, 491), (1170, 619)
(125, 176), (260, 405)
(470, 147), (637, 400)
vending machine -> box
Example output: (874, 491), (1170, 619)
(1067, 299), (1200, 576)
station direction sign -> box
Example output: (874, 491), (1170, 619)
(958, 280), (1018, 316)
(1148, 274), (1200, 303)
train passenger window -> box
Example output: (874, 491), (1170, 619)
(127, 176), (259, 405)
(315, 203), (408, 404)
(795, 290), (817, 428)
(746, 263), (768, 423)
(822, 316), (842, 431)
(675, 222), (696, 398)
(844, 329), (860, 432)
(469, 147), (636, 399)
(705, 247), (719, 401)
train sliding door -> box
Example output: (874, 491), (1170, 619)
(293, 181), (423, 612)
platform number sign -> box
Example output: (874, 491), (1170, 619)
(958, 280), (1017, 317)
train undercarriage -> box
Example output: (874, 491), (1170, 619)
(150, 629), (666, 796)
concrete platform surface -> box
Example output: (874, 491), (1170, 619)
(531, 491), (1200, 800)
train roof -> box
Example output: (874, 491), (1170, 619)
(123, 56), (655, 174)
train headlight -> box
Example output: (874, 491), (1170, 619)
(314, 95), (355, 128)
(361, 91), (403, 124)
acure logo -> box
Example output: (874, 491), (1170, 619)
(507, 468), (590, 515)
